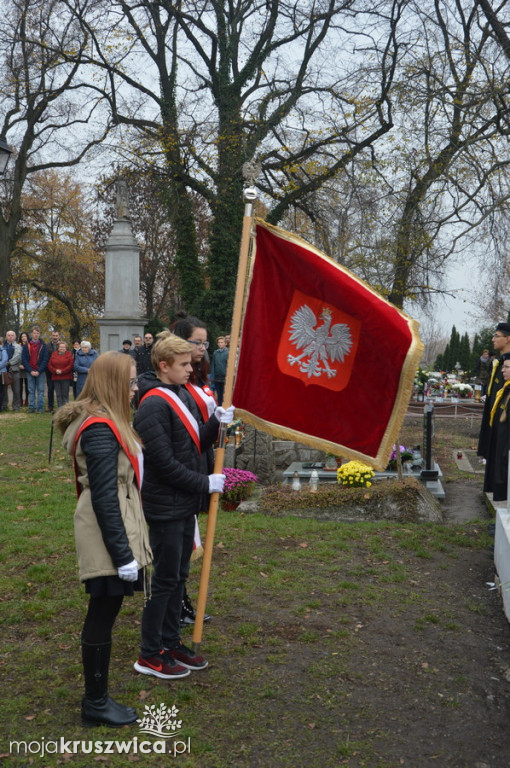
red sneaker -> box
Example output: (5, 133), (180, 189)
(133, 650), (190, 679)
(166, 642), (208, 670)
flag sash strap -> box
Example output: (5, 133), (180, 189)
(185, 382), (216, 420)
(73, 416), (142, 498)
(140, 387), (201, 454)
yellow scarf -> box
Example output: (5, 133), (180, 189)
(490, 379), (510, 426)
(487, 359), (499, 396)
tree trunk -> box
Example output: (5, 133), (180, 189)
(160, 51), (204, 316)
(203, 94), (245, 332)
(0, 223), (11, 333)
(0, 212), (20, 334)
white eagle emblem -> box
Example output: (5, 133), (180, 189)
(287, 305), (353, 379)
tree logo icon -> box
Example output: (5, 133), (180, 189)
(137, 703), (183, 739)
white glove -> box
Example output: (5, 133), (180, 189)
(118, 559), (139, 582)
(208, 473), (226, 493)
(214, 405), (235, 424)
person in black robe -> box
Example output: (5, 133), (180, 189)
(484, 358), (510, 501)
(478, 323), (510, 461)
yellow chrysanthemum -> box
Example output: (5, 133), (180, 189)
(337, 459), (374, 488)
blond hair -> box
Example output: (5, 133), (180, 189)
(151, 330), (192, 371)
(77, 351), (139, 454)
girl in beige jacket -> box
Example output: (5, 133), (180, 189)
(55, 351), (151, 727)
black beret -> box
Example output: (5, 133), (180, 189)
(496, 323), (510, 335)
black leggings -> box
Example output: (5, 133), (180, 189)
(81, 595), (124, 645)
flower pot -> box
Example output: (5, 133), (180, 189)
(222, 500), (240, 511)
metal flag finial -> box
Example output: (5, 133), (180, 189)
(242, 160), (261, 187)
(242, 160), (261, 203)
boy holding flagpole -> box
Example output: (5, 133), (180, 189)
(133, 331), (234, 679)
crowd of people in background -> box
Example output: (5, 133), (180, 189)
(0, 325), (101, 413)
(0, 323), (231, 415)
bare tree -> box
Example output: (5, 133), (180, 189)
(0, 0), (113, 332)
(385, 0), (510, 308)
(285, 1), (510, 312)
(414, 314), (449, 367)
(61, 0), (402, 330)
(476, 0), (510, 59)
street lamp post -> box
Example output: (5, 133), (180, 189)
(0, 135), (12, 175)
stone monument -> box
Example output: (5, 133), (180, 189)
(98, 180), (147, 352)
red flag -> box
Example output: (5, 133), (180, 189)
(232, 220), (423, 470)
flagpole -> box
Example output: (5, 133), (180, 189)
(192, 178), (258, 653)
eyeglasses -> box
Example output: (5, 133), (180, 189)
(129, 378), (138, 389)
(188, 340), (209, 349)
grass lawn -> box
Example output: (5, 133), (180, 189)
(1, 411), (509, 767)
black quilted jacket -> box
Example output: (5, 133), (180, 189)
(81, 424), (134, 567)
(134, 374), (220, 523)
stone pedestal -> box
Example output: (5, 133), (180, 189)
(98, 217), (146, 352)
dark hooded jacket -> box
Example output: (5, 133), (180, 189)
(134, 372), (220, 523)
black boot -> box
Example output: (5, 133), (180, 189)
(81, 642), (138, 727)
(180, 588), (211, 627)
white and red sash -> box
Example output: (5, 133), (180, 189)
(140, 386), (201, 454)
(185, 382), (216, 421)
(73, 416), (142, 498)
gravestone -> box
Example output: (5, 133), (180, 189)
(235, 425), (275, 484)
(421, 403), (438, 480)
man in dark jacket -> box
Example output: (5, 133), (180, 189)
(21, 325), (49, 413)
(210, 336), (229, 405)
(135, 332), (154, 375)
(120, 339), (133, 355)
(474, 349), (492, 396)
(133, 331), (234, 680)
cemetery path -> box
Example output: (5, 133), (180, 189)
(441, 479), (489, 524)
